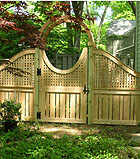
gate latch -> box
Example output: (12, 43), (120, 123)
(83, 84), (89, 94)
(37, 112), (41, 119)
(37, 68), (41, 76)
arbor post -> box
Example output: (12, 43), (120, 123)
(88, 41), (94, 125)
(35, 48), (39, 123)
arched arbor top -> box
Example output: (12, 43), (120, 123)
(40, 15), (95, 46)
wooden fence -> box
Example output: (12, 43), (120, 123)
(49, 53), (79, 70)
(92, 49), (140, 125)
(0, 49), (35, 121)
(0, 48), (140, 125)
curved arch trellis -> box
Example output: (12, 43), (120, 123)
(40, 15), (95, 45)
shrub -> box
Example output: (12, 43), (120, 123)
(0, 100), (21, 132)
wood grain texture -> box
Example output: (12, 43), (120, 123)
(70, 94), (75, 119)
(60, 94), (65, 118)
(50, 93), (55, 118)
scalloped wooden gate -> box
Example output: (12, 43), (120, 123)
(1, 15), (140, 125)
(38, 48), (88, 123)
(1, 48), (140, 125)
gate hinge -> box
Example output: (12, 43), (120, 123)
(83, 84), (89, 94)
(37, 112), (41, 119)
(37, 68), (41, 76)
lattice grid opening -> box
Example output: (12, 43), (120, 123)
(0, 53), (35, 86)
(43, 59), (84, 87)
(93, 52), (140, 89)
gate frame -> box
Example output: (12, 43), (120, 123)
(35, 15), (95, 124)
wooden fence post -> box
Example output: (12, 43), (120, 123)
(136, 95), (140, 124)
(35, 48), (39, 122)
(88, 42), (94, 124)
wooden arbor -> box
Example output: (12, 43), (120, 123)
(34, 15), (95, 124)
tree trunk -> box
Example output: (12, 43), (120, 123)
(72, 1), (84, 53)
(128, 1), (136, 16)
(64, 1), (74, 50)
(67, 23), (73, 49)
(97, 2), (110, 48)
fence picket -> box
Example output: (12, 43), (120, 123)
(103, 95), (108, 120)
(45, 93), (50, 118)
(60, 94), (65, 118)
(50, 93), (55, 118)
(124, 96), (130, 120)
(93, 94), (98, 120)
(76, 94), (80, 119)
(56, 93), (60, 118)
(113, 95), (119, 120)
(70, 94), (75, 119)
(66, 94), (69, 119)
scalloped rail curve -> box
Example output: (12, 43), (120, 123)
(93, 48), (140, 90)
(40, 48), (87, 74)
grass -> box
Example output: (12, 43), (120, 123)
(0, 122), (140, 159)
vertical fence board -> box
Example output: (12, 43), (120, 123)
(130, 95), (134, 120)
(113, 95), (119, 120)
(99, 95), (102, 119)
(19, 92), (25, 119)
(9, 91), (15, 100)
(0, 91), (4, 103)
(81, 93), (86, 120)
(28, 93), (30, 117)
(60, 94), (65, 118)
(16, 92), (20, 103)
(50, 93), (55, 118)
(120, 96), (124, 120)
(63, 56), (67, 70)
(45, 93), (50, 118)
(30, 93), (34, 120)
(135, 95), (140, 122)
(68, 57), (72, 69)
(39, 92), (45, 120)
(76, 94), (80, 119)
(70, 94), (75, 119)
(56, 93), (60, 118)
(103, 95), (108, 119)
(25, 93), (29, 117)
(93, 94), (98, 120)
(109, 95), (113, 120)
(124, 96), (130, 120)
(4, 92), (9, 100)
(66, 94), (69, 118)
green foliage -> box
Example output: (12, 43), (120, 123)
(110, 1), (136, 20)
(0, 100), (21, 132)
(83, 1), (136, 50)
(0, 1), (136, 58)
(0, 30), (25, 59)
(0, 100), (21, 122)
(0, 123), (139, 159)
(46, 24), (88, 57)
